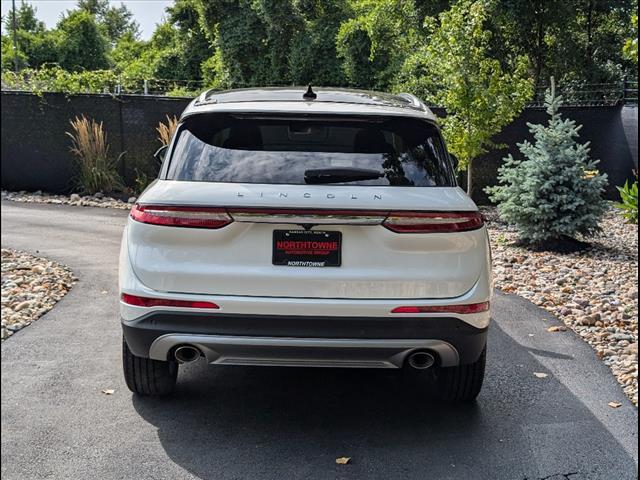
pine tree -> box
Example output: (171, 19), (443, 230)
(486, 79), (608, 248)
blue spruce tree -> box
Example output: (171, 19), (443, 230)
(487, 79), (608, 248)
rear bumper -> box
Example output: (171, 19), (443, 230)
(121, 311), (488, 367)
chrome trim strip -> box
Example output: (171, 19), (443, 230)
(230, 212), (386, 225)
(149, 334), (460, 368)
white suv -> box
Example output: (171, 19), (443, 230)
(119, 87), (492, 401)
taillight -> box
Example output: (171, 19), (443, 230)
(382, 211), (483, 233)
(391, 302), (490, 314)
(130, 204), (233, 229)
(121, 293), (219, 309)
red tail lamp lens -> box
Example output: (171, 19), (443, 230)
(391, 302), (490, 314)
(121, 293), (219, 309)
(130, 204), (233, 229)
(382, 211), (484, 233)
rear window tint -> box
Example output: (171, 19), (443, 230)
(166, 114), (456, 187)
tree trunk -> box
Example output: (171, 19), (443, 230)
(466, 159), (474, 199)
(535, 14), (544, 90)
(586, 0), (594, 79)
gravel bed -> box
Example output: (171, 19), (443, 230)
(484, 206), (638, 406)
(1, 249), (77, 341)
(2, 190), (135, 209)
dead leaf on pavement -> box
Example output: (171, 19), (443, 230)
(102, 389), (115, 395)
(547, 326), (567, 332)
(335, 457), (351, 465)
(608, 402), (622, 408)
(533, 372), (549, 379)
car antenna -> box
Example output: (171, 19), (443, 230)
(303, 84), (317, 100)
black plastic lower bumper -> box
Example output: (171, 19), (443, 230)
(122, 311), (488, 365)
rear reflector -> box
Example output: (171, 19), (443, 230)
(391, 302), (490, 314)
(121, 293), (219, 309)
(382, 211), (483, 233)
(130, 204), (233, 229)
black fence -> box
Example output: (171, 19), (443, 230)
(457, 103), (638, 203)
(3, 76), (637, 106)
(1, 91), (637, 204)
(1, 92), (189, 194)
(528, 80), (639, 107)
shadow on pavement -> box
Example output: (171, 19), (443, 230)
(132, 323), (636, 480)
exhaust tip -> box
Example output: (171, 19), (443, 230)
(407, 351), (436, 370)
(174, 345), (201, 364)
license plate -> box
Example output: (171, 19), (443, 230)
(273, 230), (341, 267)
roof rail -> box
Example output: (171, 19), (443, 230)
(397, 93), (428, 111)
(194, 89), (217, 106)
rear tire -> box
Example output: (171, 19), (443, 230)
(122, 336), (178, 396)
(435, 346), (486, 402)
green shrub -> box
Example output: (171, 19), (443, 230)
(616, 178), (638, 224)
(66, 115), (123, 194)
(165, 86), (198, 97)
(486, 79), (608, 248)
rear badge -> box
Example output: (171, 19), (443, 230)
(273, 230), (342, 267)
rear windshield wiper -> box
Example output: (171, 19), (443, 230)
(304, 167), (384, 184)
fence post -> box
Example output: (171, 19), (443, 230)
(117, 96), (126, 181)
(144, 79), (148, 96)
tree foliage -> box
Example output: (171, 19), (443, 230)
(397, 0), (533, 196)
(624, 2), (638, 64)
(195, 0), (351, 88)
(1, 0), (636, 88)
(195, 0), (272, 87)
(78, 0), (140, 44)
(1, 28), (58, 70)
(287, 0), (348, 86)
(111, 0), (213, 82)
(4, 1), (45, 33)
(487, 80), (608, 246)
(55, 10), (110, 71)
(1, 1), (53, 70)
(336, 0), (421, 89)
(487, 0), (636, 88)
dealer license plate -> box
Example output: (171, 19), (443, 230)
(272, 230), (342, 267)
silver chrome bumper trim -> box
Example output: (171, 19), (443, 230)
(149, 334), (460, 368)
(231, 212), (385, 225)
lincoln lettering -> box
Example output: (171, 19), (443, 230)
(237, 192), (383, 200)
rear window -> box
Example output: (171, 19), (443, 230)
(165, 114), (456, 187)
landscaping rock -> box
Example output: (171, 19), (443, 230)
(1, 249), (76, 341)
(2, 190), (131, 210)
(483, 205), (638, 406)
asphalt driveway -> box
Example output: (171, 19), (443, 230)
(1, 201), (638, 480)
